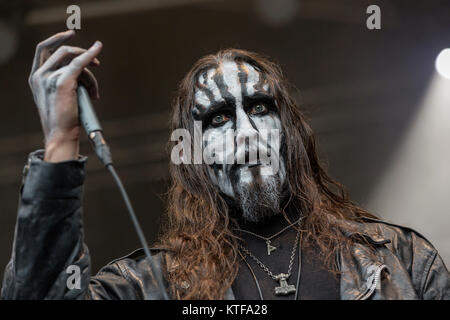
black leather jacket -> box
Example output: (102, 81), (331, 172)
(1, 150), (449, 300)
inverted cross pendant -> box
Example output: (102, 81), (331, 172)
(266, 240), (277, 255)
(274, 273), (296, 296)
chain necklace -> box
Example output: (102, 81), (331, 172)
(235, 216), (303, 255)
(239, 225), (301, 296)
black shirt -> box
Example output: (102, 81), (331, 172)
(231, 211), (340, 300)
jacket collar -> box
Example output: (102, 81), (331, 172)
(330, 215), (392, 245)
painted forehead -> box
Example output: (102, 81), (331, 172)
(192, 61), (270, 117)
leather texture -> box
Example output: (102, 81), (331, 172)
(1, 150), (449, 300)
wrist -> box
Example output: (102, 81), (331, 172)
(44, 136), (80, 163)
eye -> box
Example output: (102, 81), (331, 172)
(249, 103), (268, 115)
(211, 114), (229, 126)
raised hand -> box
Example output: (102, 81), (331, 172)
(28, 30), (103, 162)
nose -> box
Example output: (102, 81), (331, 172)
(235, 107), (258, 164)
(235, 106), (258, 143)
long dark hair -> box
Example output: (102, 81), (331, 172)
(158, 49), (377, 299)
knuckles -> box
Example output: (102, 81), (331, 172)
(29, 69), (70, 92)
(28, 70), (46, 89)
(28, 73), (40, 88)
(58, 45), (76, 55)
(35, 40), (46, 53)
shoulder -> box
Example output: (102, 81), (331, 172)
(334, 215), (439, 269)
(90, 247), (172, 300)
(107, 247), (171, 271)
(358, 217), (437, 254)
(101, 247), (173, 299)
(332, 214), (436, 250)
(356, 217), (442, 280)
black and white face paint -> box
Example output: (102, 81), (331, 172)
(192, 60), (286, 222)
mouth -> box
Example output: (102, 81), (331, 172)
(232, 162), (261, 171)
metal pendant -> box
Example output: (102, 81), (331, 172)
(274, 273), (296, 296)
(266, 240), (277, 255)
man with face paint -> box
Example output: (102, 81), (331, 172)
(2, 31), (449, 300)
(194, 60), (286, 223)
(193, 59), (345, 299)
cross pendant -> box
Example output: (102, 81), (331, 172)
(266, 240), (276, 255)
(274, 273), (296, 296)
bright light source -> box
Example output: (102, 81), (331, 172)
(435, 48), (450, 79)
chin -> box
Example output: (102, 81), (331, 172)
(242, 206), (280, 223)
(234, 173), (282, 223)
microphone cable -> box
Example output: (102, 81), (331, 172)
(78, 85), (169, 300)
(106, 163), (169, 300)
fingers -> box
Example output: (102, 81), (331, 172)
(60, 41), (103, 82)
(31, 30), (75, 75)
(39, 45), (100, 73)
(29, 32), (103, 102)
(79, 68), (99, 100)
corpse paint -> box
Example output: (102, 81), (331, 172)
(192, 60), (286, 199)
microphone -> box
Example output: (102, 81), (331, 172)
(76, 84), (170, 300)
(77, 85), (112, 166)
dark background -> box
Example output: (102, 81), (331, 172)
(1, 0), (449, 277)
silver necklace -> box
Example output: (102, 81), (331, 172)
(235, 217), (303, 255)
(239, 225), (301, 296)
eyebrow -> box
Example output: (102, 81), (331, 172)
(193, 100), (229, 121)
(242, 92), (275, 107)
(196, 100), (231, 119)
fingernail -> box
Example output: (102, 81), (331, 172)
(93, 41), (102, 47)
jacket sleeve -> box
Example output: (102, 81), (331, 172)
(0, 150), (137, 300)
(421, 250), (450, 300)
